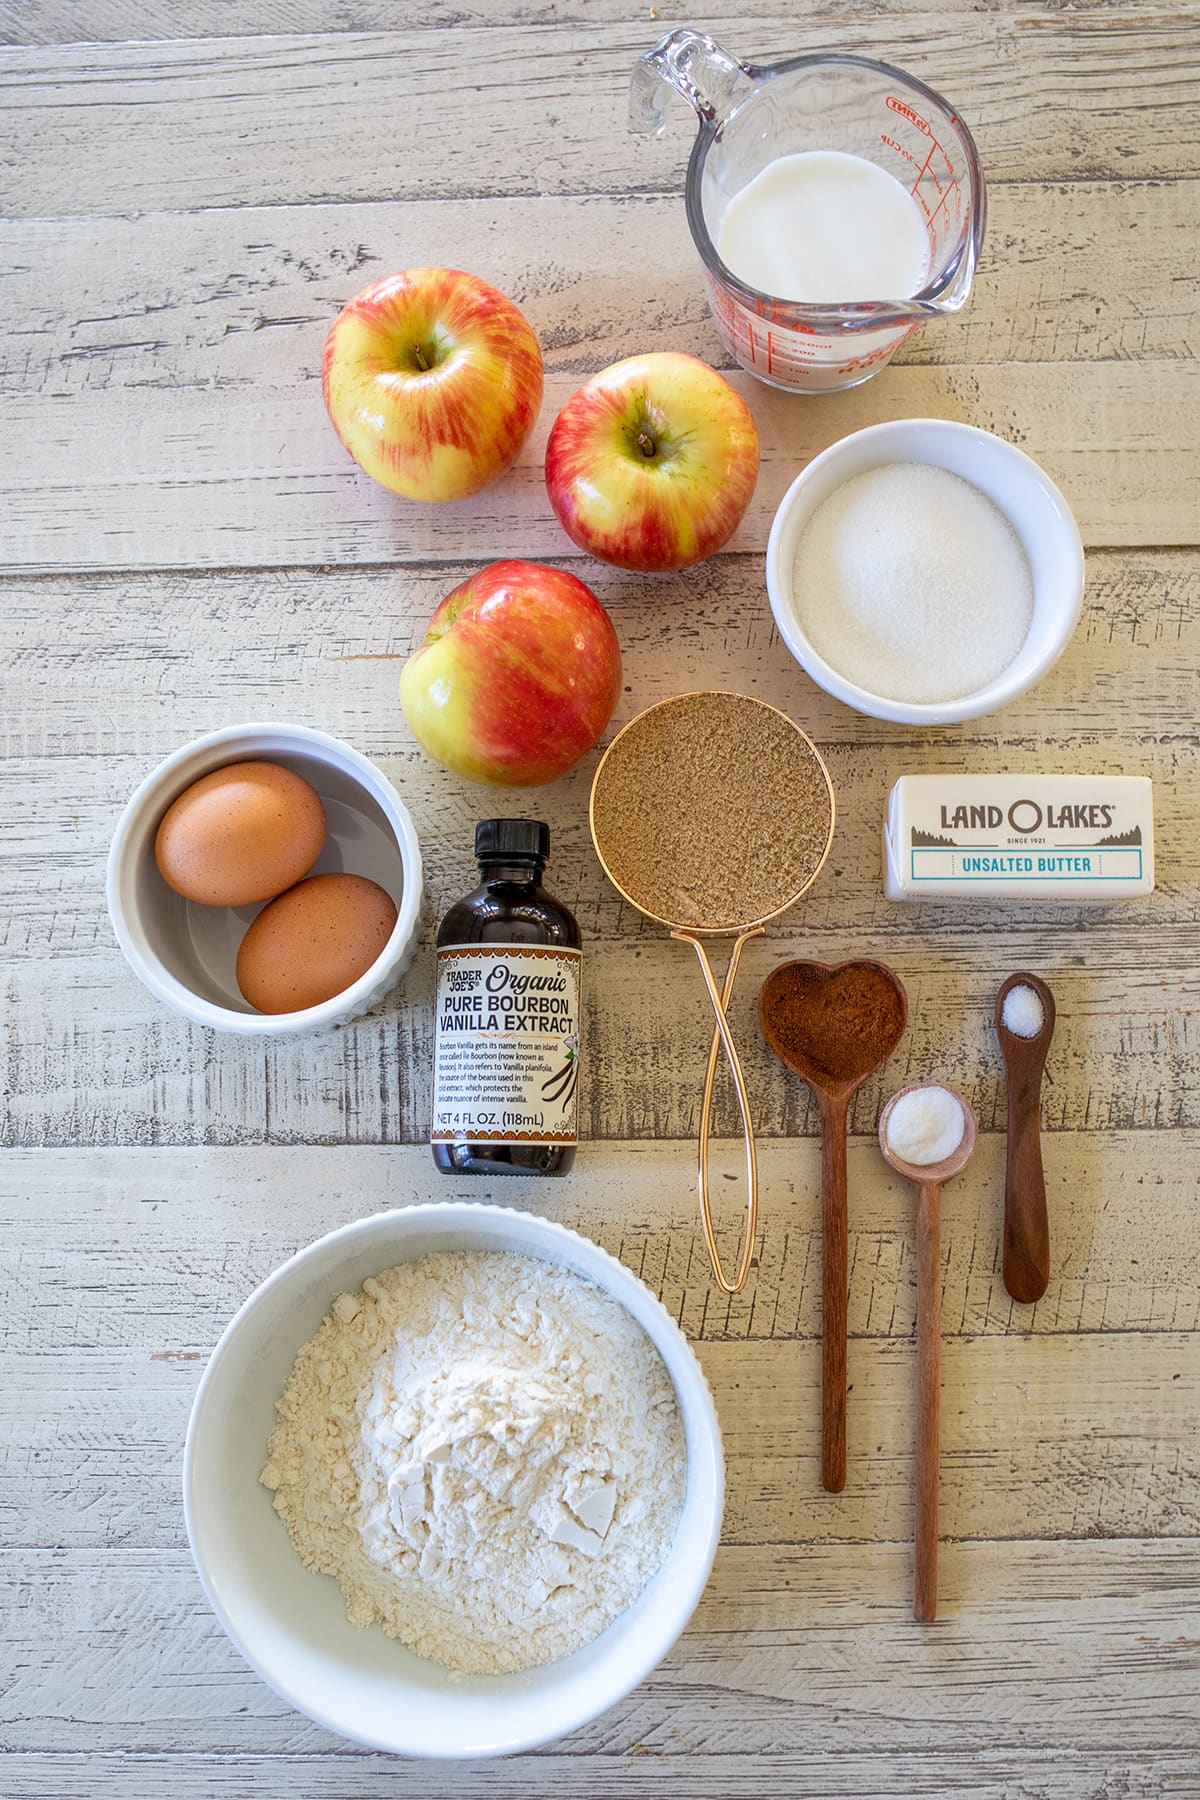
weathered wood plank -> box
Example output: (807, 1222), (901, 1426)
(3, 547), (1197, 757)
(5, 1748), (1197, 1799)
(2, 1543), (1197, 1755)
(6, 1319), (1197, 1548)
(2, 356), (1196, 570)
(4, 547), (1192, 786)
(4, 545), (1194, 764)
(2, 16), (1198, 219)
(2, 1145), (1196, 1550)
(13, 1329), (1197, 1549)
(2, 1140), (1195, 1348)
(0, 0), (1161, 47)
(5, 181), (1196, 394)
(5, 940), (1199, 1146)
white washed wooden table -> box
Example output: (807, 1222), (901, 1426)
(2, 5), (1198, 1795)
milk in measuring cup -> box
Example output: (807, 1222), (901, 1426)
(717, 151), (931, 303)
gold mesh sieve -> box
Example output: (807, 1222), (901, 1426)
(590, 690), (836, 1294)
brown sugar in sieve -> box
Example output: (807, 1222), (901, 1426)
(589, 691), (836, 1294)
(590, 690), (834, 932)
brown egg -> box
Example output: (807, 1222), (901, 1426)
(236, 873), (399, 1014)
(155, 761), (326, 906)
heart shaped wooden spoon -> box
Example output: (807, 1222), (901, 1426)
(759, 959), (908, 1492)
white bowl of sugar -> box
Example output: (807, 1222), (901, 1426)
(184, 1202), (723, 1758)
(765, 419), (1085, 725)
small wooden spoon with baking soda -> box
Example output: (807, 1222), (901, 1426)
(878, 1083), (978, 1623)
(759, 960), (908, 1493)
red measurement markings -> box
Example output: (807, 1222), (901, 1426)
(707, 278), (732, 320)
(709, 284), (752, 363)
(881, 131), (920, 169)
(836, 323), (916, 377)
(886, 94), (931, 136)
(910, 139), (936, 196)
(927, 177), (961, 229)
(709, 273), (842, 377)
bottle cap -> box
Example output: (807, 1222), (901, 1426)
(475, 819), (550, 862)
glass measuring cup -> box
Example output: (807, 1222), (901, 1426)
(630, 29), (986, 393)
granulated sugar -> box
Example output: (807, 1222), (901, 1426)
(1002, 982), (1046, 1038)
(261, 1250), (686, 1676)
(790, 463), (1034, 704)
(590, 691), (834, 931)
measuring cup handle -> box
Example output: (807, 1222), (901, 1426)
(677, 927), (762, 1295)
(629, 28), (756, 138)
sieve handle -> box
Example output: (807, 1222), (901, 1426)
(675, 927), (763, 1295)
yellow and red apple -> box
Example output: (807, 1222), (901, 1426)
(544, 351), (760, 571)
(322, 269), (543, 502)
(399, 560), (622, 786)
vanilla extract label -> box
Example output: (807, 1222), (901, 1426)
(432, 945), (581, 1145)
(884, 774), (1155, 901)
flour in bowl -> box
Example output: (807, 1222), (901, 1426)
(260, 1249), (687, 1674)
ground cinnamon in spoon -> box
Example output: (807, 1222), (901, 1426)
(761, 962), (907, 1083)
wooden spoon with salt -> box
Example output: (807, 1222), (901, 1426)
(759, 960), (908, 1493)
(878, 1083), (978, 1622)
(995, 972), (1056, 1304)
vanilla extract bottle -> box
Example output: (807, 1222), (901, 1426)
(431, 820), (581, 1175)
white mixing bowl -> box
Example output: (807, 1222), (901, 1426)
(183, 1203), (724, 1758)
(765, 418), (1085, 725)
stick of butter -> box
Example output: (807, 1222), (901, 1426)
(883, 775), (1154, 901)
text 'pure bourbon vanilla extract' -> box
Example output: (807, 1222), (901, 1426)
(432, 819), (581, 1175)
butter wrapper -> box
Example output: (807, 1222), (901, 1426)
(883, 775), (1154, 901)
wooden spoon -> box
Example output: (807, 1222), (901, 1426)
(759, 960), (908, 1493)
(878, 1083), (978, 1623)
(995, 972), (1056, 1304)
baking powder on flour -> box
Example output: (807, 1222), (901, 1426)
(261, 1250), (686, 1674)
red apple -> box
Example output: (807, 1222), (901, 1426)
(399, 560), (622, 786)
(544, 351), (759, 571)
(322, 269), (543, 502)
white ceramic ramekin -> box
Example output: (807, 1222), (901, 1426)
(183, 1202), (724, 1759)
(765, 419), (1086, 725)
(107, 723), (423, 1034)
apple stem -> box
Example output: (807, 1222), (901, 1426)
(637, 431), (656, 458)
(414, 345), (430, 372)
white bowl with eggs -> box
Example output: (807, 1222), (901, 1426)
(183, 1201), (724, 1759)
(107, 723), (423, 1035)
(765, 419), (1085, 725)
